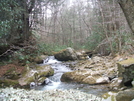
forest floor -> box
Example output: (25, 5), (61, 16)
(0, 64), (25, 78)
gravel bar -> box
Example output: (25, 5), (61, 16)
(0, 87), (102, 101)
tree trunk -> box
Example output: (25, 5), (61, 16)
(118, 0), (134, 34)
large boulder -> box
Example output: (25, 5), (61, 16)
(54, 47), (78, 61)
(61, 56), (119, 85)
(34, 55), (48, 64)
(19, 65), (54, 86)
(61, 70), (109, 84)
(117, 58), (134, 86)
(116, 88), (134, 101)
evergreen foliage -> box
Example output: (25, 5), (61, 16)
(0, 0), (23, 44)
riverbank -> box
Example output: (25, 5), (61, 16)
(0, 87), (102, 101)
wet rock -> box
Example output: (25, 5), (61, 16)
(116, 88), (134, 101)
(132, 80), (134, 87)
(30, 82), (36, 87)
(54, 47), (78, 61)
(109, 77), (124, 90)
(41, 78), (53, 85)
(30, 76), (47, 87)
(117, 58), (134, 86)
(61, 70), (109, 84)
(19, 65), (54, 86)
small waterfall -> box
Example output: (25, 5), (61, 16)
(41, 56), (71, 90)
(43, 56), (61, 64)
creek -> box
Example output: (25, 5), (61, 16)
(32, 56), (117, 101)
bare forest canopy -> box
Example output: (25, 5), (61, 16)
(0, 0), (134, 59)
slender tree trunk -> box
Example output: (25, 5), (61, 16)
(22, 0), (36, 41)
(23, 1), (29, 41)
(98, 0), (113, 55)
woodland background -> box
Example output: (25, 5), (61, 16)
(0, 0), (134, 63)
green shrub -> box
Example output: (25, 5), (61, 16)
(85, 31), (104, 51)
(37, 43), (68, 55)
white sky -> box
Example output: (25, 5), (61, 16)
(45, 0), (92, 16)
(68, 0), (92, 7)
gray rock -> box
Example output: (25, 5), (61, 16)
(109, 77), (124, 90)
(76, 51), (90, 60)
(54, 47), (78, 61)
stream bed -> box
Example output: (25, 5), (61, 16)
(31, 56), (117, 101)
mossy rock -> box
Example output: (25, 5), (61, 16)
(36, 65), (54, 77)
(4, 68), (20, 80)
(19, 65), (54, 86)
(118, 58), (134, 66)
(0, 79), (19, 88)
(117, 58), (134, 84)
(61, 72), (74, 82)
(34, 55), (48, 64)
(116, 88), (134, 101)
(24, 75), (35, 84)
(3, 65), (27, 80)
(38, 76), (47, 84)
(38, 69), (54, 77)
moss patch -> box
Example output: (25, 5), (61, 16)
(118, 58), (134, 66)
(0, 79), (19, 88)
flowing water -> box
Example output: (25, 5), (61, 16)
(33, 56), (117, 101)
